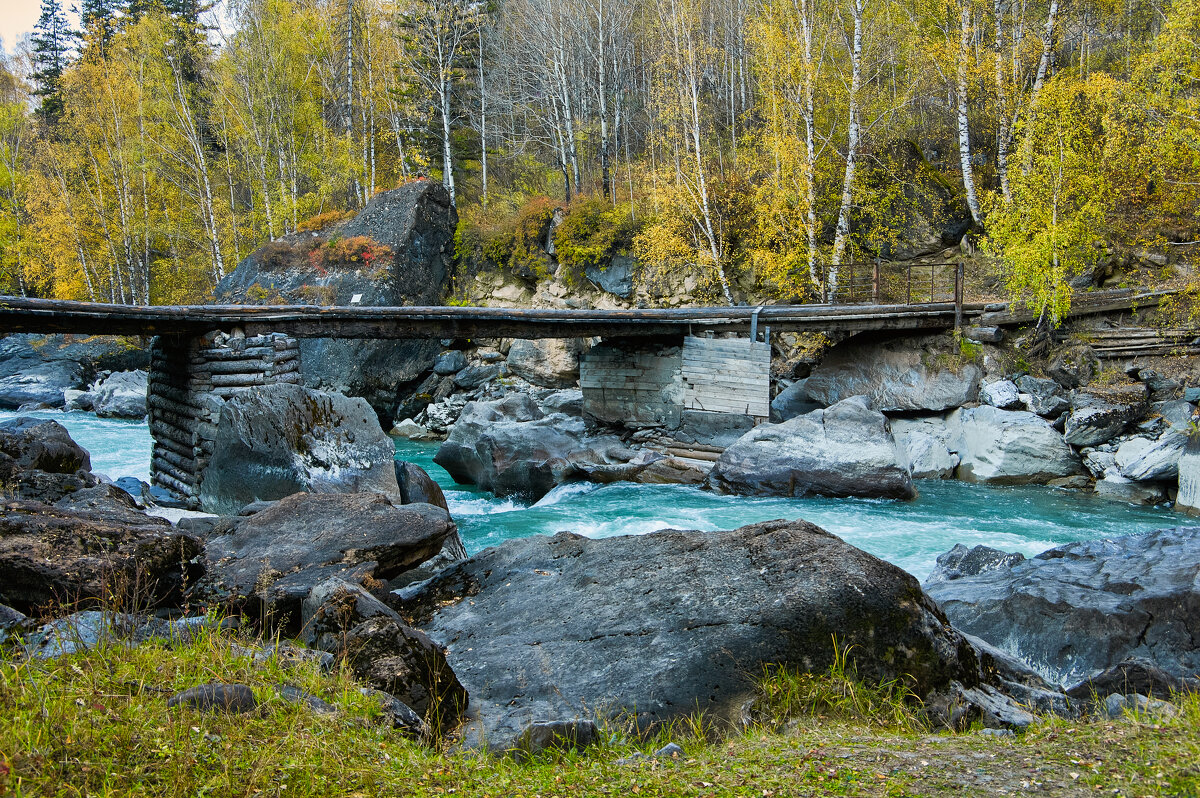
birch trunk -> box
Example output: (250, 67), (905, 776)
(830, 0), (865, 301)
(957, 0), (982, 225)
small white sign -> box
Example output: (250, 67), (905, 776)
(350, 293), (363, 304)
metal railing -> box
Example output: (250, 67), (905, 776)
(808, 260), (966, 308)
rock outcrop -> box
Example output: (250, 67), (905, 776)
(924, 527), (1200, 686)
(399, 520), (981, 752)
(82, 370), (148, 419)
(706, 396), (915, 499)
(0, 334), (147, 410)
(199, 384), (399, 515)
(505, 339), (587, 388)
(196, 492), (455, 626)
(804, 333), (981, 412)
(433, 393), (661, 501)
(214, 181), (456, 417)
(947, 406), (1082, 484)
(890, 415), (960, 479)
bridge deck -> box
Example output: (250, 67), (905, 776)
(0, 289), (1166, 340)
(0, 296), (987, 339)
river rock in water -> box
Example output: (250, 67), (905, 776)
(433, 393), (661, 501)
(196, 492), (455, 628)
(87, 370), (148, 419)
(0, 417), (99, 504)
(947, 406), (1081, 484)
(706, 396), (915, 499)
(0, 335), (149, 411)
(199, 383), (399, 515)
(924, 527), (1200, 686)
(398, 519), (981, 753)
(804, 333), (981, 412)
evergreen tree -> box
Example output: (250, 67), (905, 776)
(30, 0), (74, 126)
(79, 0), (121, 56)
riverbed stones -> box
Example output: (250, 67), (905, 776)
(924, 527), (1200, 687)
(434, 393), (660, 501)
(0, 487), (201, 614)
(707, 396), (915, 499)
(804, 333), (981, 412)
(947, 406), (1082, 484)
(394, 461), (448, 511)
(198, 383), (399, 515)
(196, 492), (455, 627)
(433, 351), (467, 376)
(399, 519), (981, 752)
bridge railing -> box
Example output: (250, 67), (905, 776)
(806, 260), (966, 307)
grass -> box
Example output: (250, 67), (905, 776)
(1, 623), (1199, 797)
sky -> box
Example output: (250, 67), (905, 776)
(1, 0), (46, 55)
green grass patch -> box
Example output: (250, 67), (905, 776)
(2, 624), (1199, 797)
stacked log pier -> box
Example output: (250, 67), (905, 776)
(148, 332), (300, 507)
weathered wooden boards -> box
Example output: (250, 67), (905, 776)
(681, 336), (770, 418)
(580, 340), (685, 428)
(1084, 327), (1200, 359)
(148, 332), (299, 506)
(0, 295), (984, 339)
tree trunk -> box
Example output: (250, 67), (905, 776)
(830, 0), (865, 301)
(957, 0), (982, 225)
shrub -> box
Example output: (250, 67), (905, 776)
(553, 197), (640, 287)
(458, 196), (557, 281)
(297, 209), (355, 232)
(322, 236), (393, 269)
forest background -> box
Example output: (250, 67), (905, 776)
(0, 0), (1197, 317)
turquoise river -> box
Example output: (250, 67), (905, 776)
(1, 408), (1179, 581)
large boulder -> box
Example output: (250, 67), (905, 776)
(1063, 385), (1147, 447)
(1175, 434), (1200, 515)
(805, 333), (981, 413)
(198, 383), (399, 515)
(924, 527), (1200, 686)
(0, 418), (98, 503)
(433, 394), (661, 501)
(394, 461), (448, 511)
(196, 492), (455, 626)
(0, 489), (201, 614)
(1113, 402), (1192, 482)
(399, 520), (982, 752)
(706, 396), (915, 499)
(214, 181), (456, 417)
(890, 415), (960, 479)
(947, 406), (1082, 484)
(505, 339), (587, 388)
(88, 370), (148, 419)
(1016, 376), (1069, 417)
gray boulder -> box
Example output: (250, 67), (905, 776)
(399, 520), (982, 752)
(453, 364), (500, 390)
(1016, 376), (1069, 417)
(0, 334), (149, 411)
(1047, 345), (1099, 389)
(1114, 432), (1186, 482)
(199, 383), (398, 515)
(707, 396), (915, 499)
(196, 492), (455, 627)
(805, 333), (981, 412)
(947, 406), (1082, 484)
(923, 544), (1026, 590)
(890, 415), (960, 479)
(434, 394), (661, 501)
(924, 527), (1200, 686)
(1175, 434), (1200, 515)
(433, 351), (467, 376)
(1063, 386), (1147, 447)
(980, 380), (1021, 410)
(89, 370), (148, 419)
(585, 254), (636, 298)
(1094, 473), (1169, 505)
(769, 379), (822, 422)
(506, 339), (586, 388)
(301, 577), (403, 651)
(394, 461), (448, 511)
(0, 417), (98, 504)
(0, 603), (33, 645)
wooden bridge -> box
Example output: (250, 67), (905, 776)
(0, 288), (1169, 509)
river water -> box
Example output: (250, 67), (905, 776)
(2, 409), (1178, 581)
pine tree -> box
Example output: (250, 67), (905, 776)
(30, 0), (74, 126)
(79, 0), (120, 55)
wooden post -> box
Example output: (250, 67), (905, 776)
(954, 260), (965, 332)
(872, 257), (881, 305)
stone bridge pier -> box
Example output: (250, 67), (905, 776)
(147, 331), (300, 506)
(580, 334), (772, 429)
